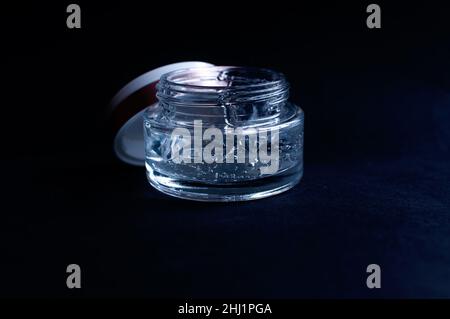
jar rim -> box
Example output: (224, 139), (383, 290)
(150, 66), (295, 127)
(159, 66), (288, 91)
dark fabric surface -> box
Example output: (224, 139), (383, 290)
(1, 2), (450, 297)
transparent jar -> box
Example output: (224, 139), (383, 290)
(144, 66), (304, 201)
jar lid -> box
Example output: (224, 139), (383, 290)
(111, 61), (214, 166)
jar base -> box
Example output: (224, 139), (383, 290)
(146, 166), (303, 202)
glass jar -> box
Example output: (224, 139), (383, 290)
(143, 66), (304, 201)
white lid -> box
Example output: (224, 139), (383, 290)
(111, 61), (214, 166)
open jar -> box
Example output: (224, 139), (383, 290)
(143, 66), (304, 201)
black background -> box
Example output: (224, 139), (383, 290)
(1, 1), (450, 298)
